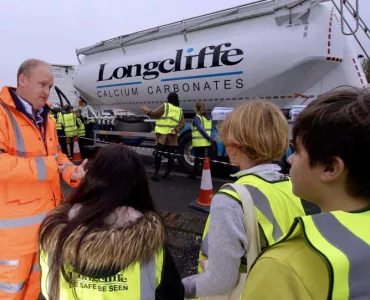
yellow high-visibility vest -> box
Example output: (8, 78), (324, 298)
(56, 112), (63, 131)
(40, 248), (164, 299)
(192, 114), (212, 147)
(253, 209), (370, 300)
(154, 103), (182, 135)
(198, 174), (305, 273)
(77, 118), (86, 137)
(62, 113), (78, 137)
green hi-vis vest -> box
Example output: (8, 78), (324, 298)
(50, 114), (56, 123)
(56, 112), (63, 131)
(40, 249), (164, 300)
(62, 113), (78, 137)
(154, 103), (182, 135)
(198, 173), (305, 273)
(77, 118), (86, 137)
(272, 210), (370, 300)
(192, 114), (212, 147)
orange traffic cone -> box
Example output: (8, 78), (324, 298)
(72, 137), (82, 163)
(188, 157), (213, 213)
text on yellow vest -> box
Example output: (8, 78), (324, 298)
(40, 248), (164, 299)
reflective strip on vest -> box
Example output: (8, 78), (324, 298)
(0, 260), (19, 266)
(301, 212), (370, 299)
(140, 256), (156, 299)
(200, 184), (283, 259)
(192, 114), (212, 147)
(0, 102), (27, 157)
(155, 103), (182, 134)
(0, 213), (47, 229)
(0, 281), (24, 293)
(199, 174), (305, 274)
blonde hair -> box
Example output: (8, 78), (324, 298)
(220, 101), (289, 163)
(195, 101), (205, 114)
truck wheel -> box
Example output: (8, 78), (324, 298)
(178, 132), (218, 174)
(178, 132), (194, 174)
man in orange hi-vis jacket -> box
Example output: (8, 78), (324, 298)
(0, 59), (87, 300)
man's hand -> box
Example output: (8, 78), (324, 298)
(141, 105), (150, 114)
(71, 159), (88, 181)
(54, 154), (66, 173)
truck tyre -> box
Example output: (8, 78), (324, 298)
(178, 131), (194, 174)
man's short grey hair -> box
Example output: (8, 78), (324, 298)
(17, 59), (51, 86)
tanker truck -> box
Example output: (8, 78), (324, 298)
(72, 0), (369, 173)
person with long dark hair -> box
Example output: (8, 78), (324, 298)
(39, 144), (184, 300)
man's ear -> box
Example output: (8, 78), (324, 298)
(18, 74), (27, 87)
(320, 157), (345, 182)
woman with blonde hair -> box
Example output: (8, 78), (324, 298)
(188, 101), (213, 179)
(182, 101), (306, 298)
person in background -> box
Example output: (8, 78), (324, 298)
(51, 104), (68, 155)
(39, 144), (184, 300)
(141, 92), (185, 181)
(75, 109), (87, 159)
(188, 101), (213, 180)
(62, 105), (78, 159)
(0, 59), (86, 300)
(243, 88), (370, 300)
(182, 101), (306, 299)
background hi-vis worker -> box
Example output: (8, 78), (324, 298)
(188, 101), (213, 180)
(51, 105), (68, 155)
(141, 92), (185, 181)
(243, 89), (370, 300)
(75, 109), (87, 159)
(0, 59), (87, 300)
(62, 105), (78, 158)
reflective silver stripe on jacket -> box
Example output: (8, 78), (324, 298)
(0, 213), (47, 229)
(140, 256), (157, 299)
(312, 213), (370, 299)
(0, 102), (27, 157)
(34, 156), (47, 181)
(0, 281), (24, 293)
(221, 184), (283, 241)
(0, 260), (19, 266)
(31, 264), (41, 272)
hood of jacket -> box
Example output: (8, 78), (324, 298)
(41, 204), (165, 278)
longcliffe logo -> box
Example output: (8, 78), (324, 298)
(97, 43), (244, 82)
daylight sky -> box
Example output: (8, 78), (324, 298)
(0, 0), (369, 86)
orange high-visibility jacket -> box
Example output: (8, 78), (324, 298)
(0, 86), (80, 257)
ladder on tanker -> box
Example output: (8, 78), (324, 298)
(330, 0), (370, 60)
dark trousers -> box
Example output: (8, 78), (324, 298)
(78, 137), (88, 159)
(192, 146), (209, 175)
(57, 130), (68, 155)
(154, 144), (177, 174)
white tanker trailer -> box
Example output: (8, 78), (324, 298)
(72, 0), (369, 173)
